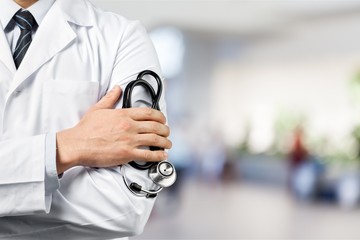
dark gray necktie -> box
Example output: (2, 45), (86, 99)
(13, 10), (37, 69)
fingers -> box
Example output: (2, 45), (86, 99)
(137, 121), (170, 137)
(89, 85), (122, 112)
(136, 134), (172, 149)
(122, 108), (166, 124)
(132, 149), (168, 162)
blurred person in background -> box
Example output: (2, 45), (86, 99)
(288, 126), (324, 200)
(288, 125), (309, 195)
(289, 126), (308, 177)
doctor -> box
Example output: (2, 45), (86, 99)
(0, 0), (172, 239)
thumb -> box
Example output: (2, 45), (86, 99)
(89, 85), (122, 112)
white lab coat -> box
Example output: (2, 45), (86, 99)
(0, 0), (165, 239)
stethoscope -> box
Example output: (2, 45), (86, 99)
(121, 70), (177, 198)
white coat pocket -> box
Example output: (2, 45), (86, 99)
(43, 80), (99, 132)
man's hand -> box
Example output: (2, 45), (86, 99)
(56, 85), (172, 174)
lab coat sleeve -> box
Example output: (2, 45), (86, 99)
(0, 134), (59, 216)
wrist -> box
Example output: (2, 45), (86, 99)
(56, 129), (81, 174)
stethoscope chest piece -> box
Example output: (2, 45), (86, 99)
(149, 161), (177, 188)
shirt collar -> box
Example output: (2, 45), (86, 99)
(0, 0), (56, 30)
(0, 0), (20, 30)
(27, 0), (56, 26)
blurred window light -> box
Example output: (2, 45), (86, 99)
(149, 27), (185, 79)
(248, 104), (275, 153)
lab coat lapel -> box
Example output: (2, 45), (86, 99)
(0, 23), (16, 75)
(8, 2), (77, 96)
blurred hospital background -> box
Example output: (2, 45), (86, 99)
(94, 1), (360, 239)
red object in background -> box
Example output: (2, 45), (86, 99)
(290, 126), (308, 168)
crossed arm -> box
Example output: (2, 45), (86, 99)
(56, 85), (172, 174)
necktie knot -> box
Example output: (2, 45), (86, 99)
(13, 10), (37, 32)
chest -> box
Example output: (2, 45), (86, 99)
(0, 37), (113, 139)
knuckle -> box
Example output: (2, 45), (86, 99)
(151, 134), (160, 144)
(152, 122), (161, 132)
(144, 150), (153, 161)
(144, 108), (153, 116)
(121, 134), (132, 144)
(117, 109), (127, 117)
(138, 124), (146, 133)
(119, 120), (132, 131)
(120, 148), (131, 158)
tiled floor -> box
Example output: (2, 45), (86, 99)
(132, 180), (360, 239)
